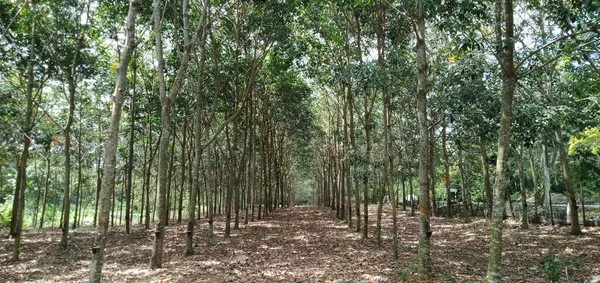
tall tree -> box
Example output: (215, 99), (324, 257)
(10, 0), (38, 261)
(150, 0), (206, 268)
(89, 0), (139, 281)
(405, 0), (433, 278)
(186, 0), (209, 256)
(486, 0), (518, 281)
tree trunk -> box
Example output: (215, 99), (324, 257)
(73, 108), (83, 229)
(580, 183), (586, 226)
(541, 142), (554, 225)
(458, 150), (470, 222)
(89, 1), (139, 281)
(480, 136), (492, 218)
(528, 147), (540, 222)
(11, 0), (36, 261)
(93, 130), (102, 227)
(39, 157), (51, 228)
(517, 144), (528, 229)
(429, 128), (437, 216)
(355, 13), (371, 240)
(486, 0), (517, 281)
(376, 1), (387, 247)
(151, 0), (203, 267)
(442, 124), (451, 218)
(554, 126), (581, 234)
(408, 163), (415, 216)
(165, 131), (176, 226)
(406, 0), (433, 277)
(125, 55), (137, 234)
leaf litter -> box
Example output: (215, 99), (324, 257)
(0, 205), (599, 282)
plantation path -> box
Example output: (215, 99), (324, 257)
(1, 205), (600, 282)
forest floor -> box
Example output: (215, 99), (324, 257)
(1, 205), (600, 282)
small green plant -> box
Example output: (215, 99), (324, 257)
(0, 199), (13, 228)
(396, 265), (418, 281)
(438, 273), (455, 281)
(540, 247), (561, 282)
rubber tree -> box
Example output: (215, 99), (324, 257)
(10, 0), (38, 262)
(486, 0), (518, 281)
(89, 0), (139, 281)
(150, 0), (206, 269)
(405, 0), (433, 278)
(186, 0), (209, 257)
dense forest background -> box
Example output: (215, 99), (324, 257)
(0, 0), (599, 282)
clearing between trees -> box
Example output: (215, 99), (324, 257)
(1, 205), (599, 282)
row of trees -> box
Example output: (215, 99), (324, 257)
(1, 0), (316, 281)
(1, 0), (599, 282)
(307, 0), (599, 281)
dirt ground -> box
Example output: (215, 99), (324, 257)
(1, 205), (599, 282)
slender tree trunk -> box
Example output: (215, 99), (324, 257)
(528, 147), (540, 222)
(125, 55), (137, 234)
(554, 127), (581, 234)
(51, 167), (58, 228)
(11, 0), (36, 261)
(408, 163), (415, 216)
(151, 0), (202, 267)
(73, 109), (83, 229)
(39, 157), (51, 228)
(165, 131), (177, 226)
(442, 124), (451, 217)
(347, 56), (360, 235)
(580, 183), (586, 226)
(355, 14), (371, 240)
(93, 131), (102, 227)
(376, 1), (387, 247)
(150, 0), (170, 267)
(517, 144), (528, 229)
(486, 0), (517, 281)
(480, 136), (492, 218)
(89, 1), (139, 281)
(111, 175), (116, 228)
(63, 5), (87, 239)
(144, 124), (153, 229)
(343, 88), (352, 228)
(541, 142), (554, 225)
(429, 128), (437, 216)
(458, 150), (470, 222)
(407, 0), (433, 277)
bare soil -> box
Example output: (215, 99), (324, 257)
(1, 205), (599, 282)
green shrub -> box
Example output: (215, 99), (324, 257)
(0, 198), (12, 227)
(540, 248), (561, 281)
